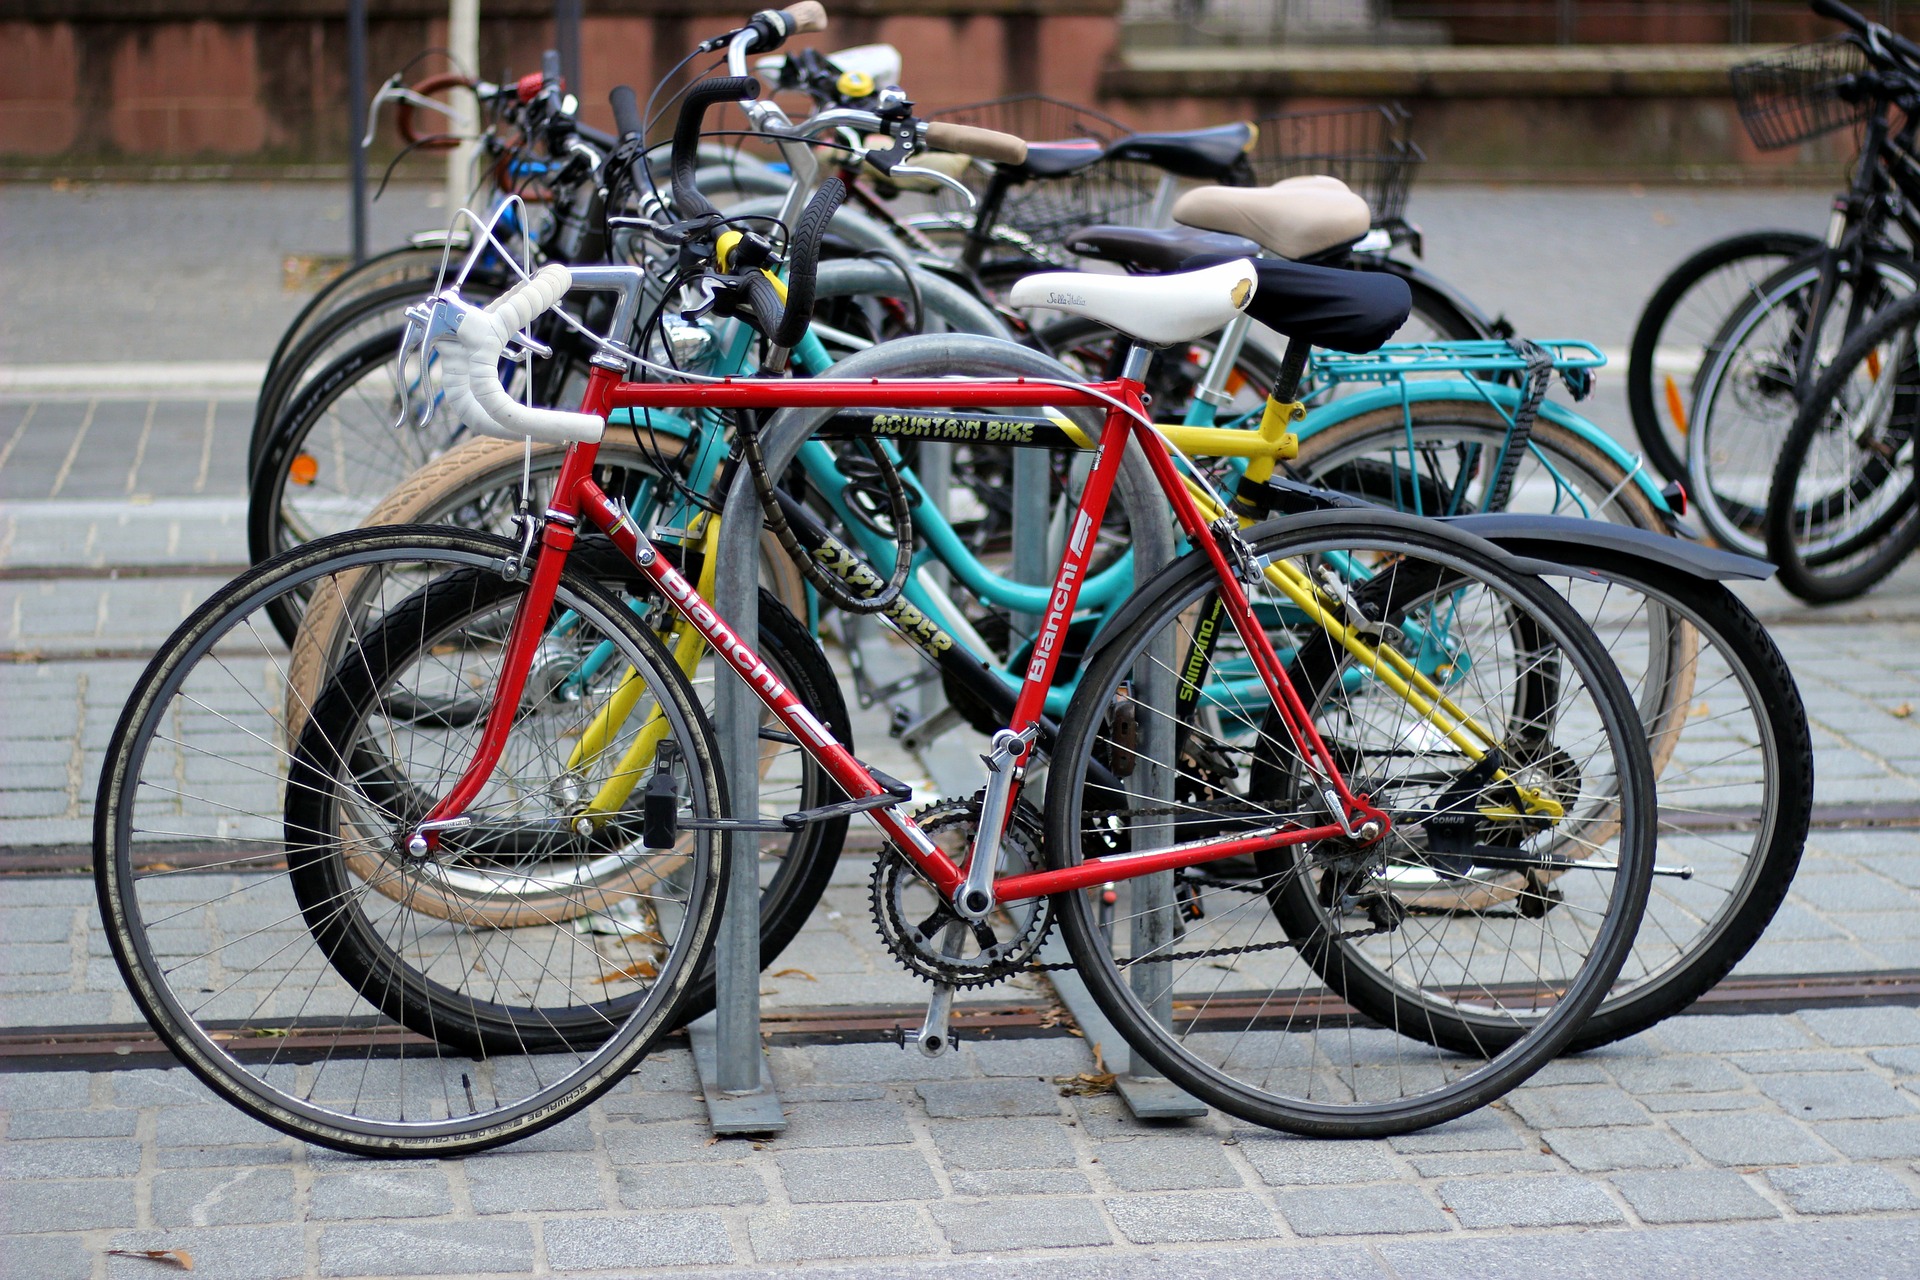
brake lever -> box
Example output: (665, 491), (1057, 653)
(680, 276), (728, 321)
(887, 162), (977, 209)
(364, 81), (468, 149)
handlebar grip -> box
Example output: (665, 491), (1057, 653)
(1811, 0), (1871, 34)
(435, 266), (606, 446)
(922, 121), (1028, 166)
(609, 85), (643, 142)
(542, 49), (563, 86)
(771, 175), (847, 349)
(745, 271), (792, 347)
(780, 2), (829, 34)
(672, 76), (760, 220)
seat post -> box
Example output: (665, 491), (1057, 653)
(1121, 344), (1154, 385)
(1271, 337), (1309, 403)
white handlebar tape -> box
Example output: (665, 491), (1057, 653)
(436, 264), (606, 446)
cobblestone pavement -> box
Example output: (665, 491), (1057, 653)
(3, 182), (1920, 1277)
(5, 1010), (1920, 1278)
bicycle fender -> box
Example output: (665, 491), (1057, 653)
(1445, 512), (1775, 581)
(1083, 506), (1568, 665)
(1297, 378), (1672, 513)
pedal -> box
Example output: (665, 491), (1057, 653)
(888, 705), (915, 739)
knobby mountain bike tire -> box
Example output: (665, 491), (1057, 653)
(1045, 512), (1655, 1137)
(1766, 288), (1920, 602)
(1627, 230), (1822, 488)
(95, 526), (725, 1156)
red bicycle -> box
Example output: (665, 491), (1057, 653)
(96, 52), (1655, 1157)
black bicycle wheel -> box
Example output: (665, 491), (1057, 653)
(1046, 512), (1654, 1136)
(263, 245), (460, 410)
(1686, 247), (1916, 555)
(1627, 231), (1821, 486)
(1521, 550), (1813, 1049)
(1766, 289), (1920, 602)
(251, 277), (486, 480)
(288, 435), (845, 1015)
(94, 527), (724, 1156)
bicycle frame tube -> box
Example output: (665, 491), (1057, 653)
(421, 361), (1372, 900)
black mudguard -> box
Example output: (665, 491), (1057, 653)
(1445, 512), (1775, 582)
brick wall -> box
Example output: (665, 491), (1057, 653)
(0, 0), (1120, 166)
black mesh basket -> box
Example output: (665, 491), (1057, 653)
(1248, 103), (1423, 223)
(928, 95), (1162, 241)
(928, 93), (1128, 147)
(1731, 39), (1871, 150)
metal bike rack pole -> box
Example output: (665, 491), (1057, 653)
(700, 332), (1181, 1132)
(1018, 376), (1202, 1119)
(346, 0), (369, 265)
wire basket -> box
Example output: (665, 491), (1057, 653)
(1248, 103), (1423, 223)
(1731, 38), (1871, 151)
(928, 93), (1129, 146)
(927, 95), (1162, 243)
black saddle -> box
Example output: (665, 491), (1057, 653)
(1239, 257), (1412, 355)
(1104, 122), (1255, 183)
(1065, 224), (1259, 274)
(1011, 138), (1107, 179)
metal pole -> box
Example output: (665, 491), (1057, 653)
(1731, 0), (1752, 43)
(447, 0), (480, 215)
(1011, 450), (1049, 637)
(917, 441), (951, 724)
(1556, 0), (1575, 45)
(347, 0), (369, 264)
(554, 0), (583, 97)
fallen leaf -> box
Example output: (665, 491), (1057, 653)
(1892, 702), (1913, 719)
(1053, 1043), (1117, 1096)
(769, 967), (816, 981)
(594, 958), (658, 984)
(106, 1250), (193, 1271)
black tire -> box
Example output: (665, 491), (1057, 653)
(1046, 513), (1655, 1136)
(94, 527), (725, 1156)
(1286, 430), (1815, 1047)
(1765, 290), (1920, 603)
(1627, 231), (1821, 486)
(1523, 550), (1814, 1050)
(1686, 247), (1916, 556)
(251, 277), (490, 480)
(263, 245), (458, 408)
(250, 328), (448, 639)
(287, 434), (844, 1013)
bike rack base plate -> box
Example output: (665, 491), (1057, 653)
(688, 1013), (787, 1135)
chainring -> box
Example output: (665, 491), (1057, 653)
(870, 793), (1053, 988)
